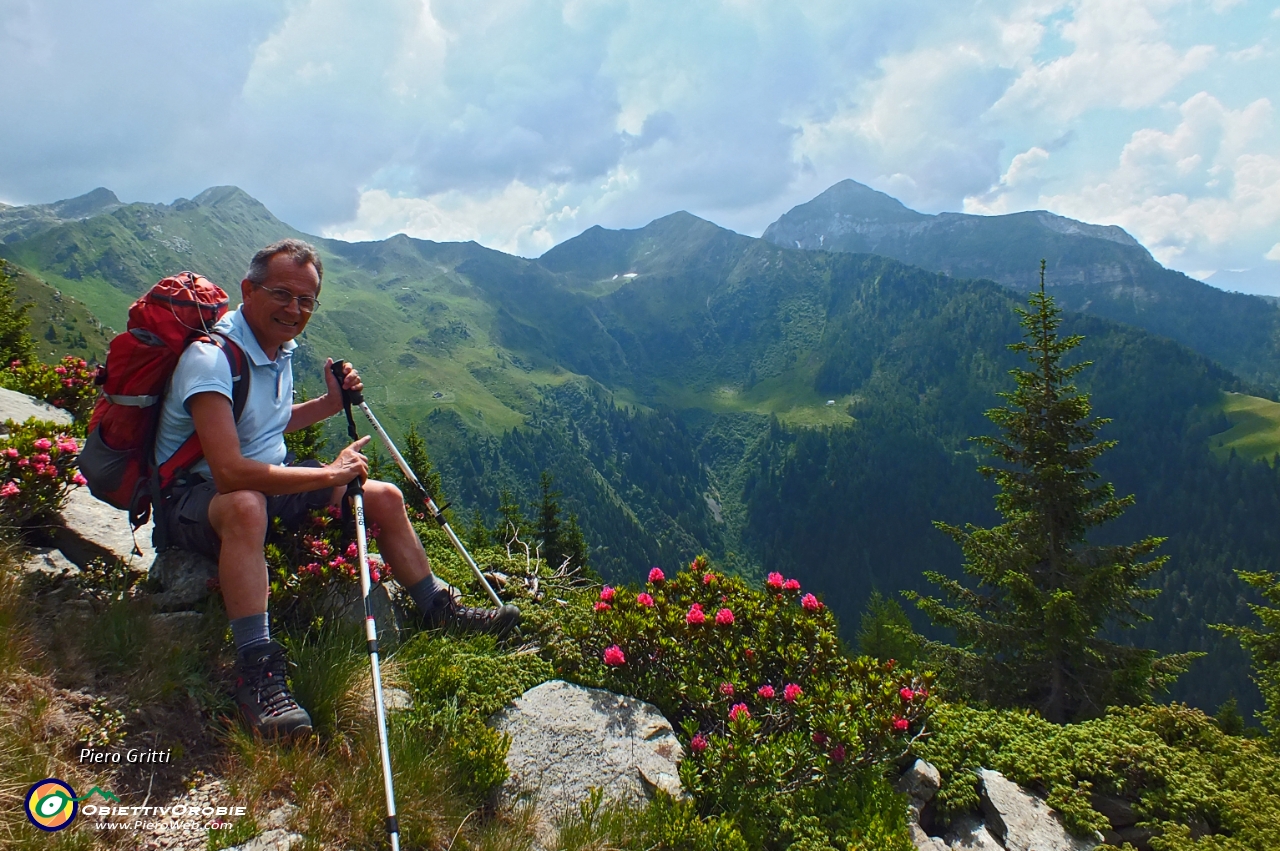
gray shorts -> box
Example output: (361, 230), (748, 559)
(156, 463), (334, 559)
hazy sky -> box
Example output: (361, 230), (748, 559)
(2, 0), (1278, 292)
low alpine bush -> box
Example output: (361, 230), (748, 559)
(557, 556), (932, 850)
(1, 355), (98, 424)
(0, 420), (85, 532)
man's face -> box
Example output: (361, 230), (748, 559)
(239, 254), (321, 354)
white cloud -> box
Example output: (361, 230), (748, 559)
(992, 0), (1215, 123)
(1267, 243), (1280, 261)
(1040, 93), (1280, 273)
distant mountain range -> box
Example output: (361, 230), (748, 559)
(763, 179), (1280, 393)
(4, 181), (1278, 718)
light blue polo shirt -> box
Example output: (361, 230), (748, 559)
(153, 307), (297, 479)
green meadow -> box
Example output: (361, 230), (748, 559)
(1210, 392), (1280, 463)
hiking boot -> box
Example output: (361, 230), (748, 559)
(233, 640), (313, 740)
(420, 589), (520, 638)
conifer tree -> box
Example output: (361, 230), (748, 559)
(535, 470), (563, 566)
(1214, 570), (1280, 742)
(283, 386), (329, 462)
(560, 511), (590, 573)
(393, 423), (445, 508)
(909, 262), (1197, 723)
(0, 260), (36, 367)
(857, 590), (921, 667)
(493, 488), (526, 547)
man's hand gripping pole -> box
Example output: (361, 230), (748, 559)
(332, 362), (506, 608)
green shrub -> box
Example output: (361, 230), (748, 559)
(0, 420), (85, 532)
(913, 702), (1280, 849)
(554, 789), (749, 851)
(398, 631), (554, 802)
(263, 505), (380, 627)
(556, 556), (931, 850)
(1, 355), (97, 424)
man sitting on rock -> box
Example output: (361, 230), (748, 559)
(153, 238), (519, 739)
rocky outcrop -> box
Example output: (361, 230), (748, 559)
(149, 548), (218, 610)
(0, 386), (75, 428)
(977, 769), (1100, 851)
(490, 680), (685, 844)
(900, 762), (1101, 851)
(53, 485), (155, 568)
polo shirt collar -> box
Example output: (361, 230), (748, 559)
(219, 307), (297, 366)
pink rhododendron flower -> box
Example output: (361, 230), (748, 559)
(301, 562), (323, 577)
(648, 567), (665, 583)
(686, 604), (706, 625)
(728, 703), (750, 722)
(57, 439), (78, 452)
(0, 481), (20, 498)
(54, 366), (67, 375)
(72, 473), (87, 486)
(33, 454), (50, 463)
(3, 448), (17, 458)
(690, 733), (708, 754)
(893, 717), (909, 732)
(715, 607), (735, 626)
(346, 542), (359, 558)
(783, 683), (802, 703)
(370, 565), (381, 583)
(719, 682), (735, 696)
(766, 572), (784, 590)
(594, 602), (612, 612)
(42, 466), (58, 477)
(17, 458), (29, 467)
(757, 684), (775, 699)
(830, 744), (846, 763)
(599, 585), (615, 602)
(636, 592), (654, 608)
(329, 557), (345, 568)
(702, 572), (715, 585)
(603, 645), (626, 666)
(801, 593), (821, 611)
(812, 731), (828, 746)
(32, 438), (51, 451)
(900, 687), (915, 701)
(782, 578), (801, 592)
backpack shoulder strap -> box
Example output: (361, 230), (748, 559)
(208, 331), (250, 423)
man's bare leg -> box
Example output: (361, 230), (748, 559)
(208, 490), (270, 619)
(208, 488), (312, 738)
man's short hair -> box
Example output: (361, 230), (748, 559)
(246, 239), (324, 289)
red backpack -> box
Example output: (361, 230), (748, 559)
(79, 272), (249, 530)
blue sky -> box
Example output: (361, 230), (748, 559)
(2, 0), (1278, 293)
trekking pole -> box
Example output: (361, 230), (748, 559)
(335, 367), (506, 608)
(332, 362), (400, 851)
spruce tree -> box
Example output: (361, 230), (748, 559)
(535, 470), (563, 567)
(909, 262), (1196, 723)
(560, 511), (590, 573)
(1214, 570), (1280, 742)
(857, 590), (921, 667)
(0, 260), (36, 367)
(283, 386), (329, 462)
(393, 423), (445, 508)
(493, 489), (526, 548)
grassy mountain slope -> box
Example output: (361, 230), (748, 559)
(7, 261), (114, 362)
(6, 187), (1277, 717)
(1210, 392), (1280, 463)
(763, 179), (1280, 392)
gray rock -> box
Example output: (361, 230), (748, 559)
(53, 485), (155, 568)
(897, 759), (942, 805)
(360, 686), (414, 716)
(319, 581), (400, 644)
(978, 769), (1100, 851)
(944, 814), (1004, 850)
(0, 386), (74, 428)
(908, 822), (949, 851)
(21, 546), (78, 575)
(257, 802), (298, 832)
(149, 548), (219, 611)
(226, 828), (302, 851)
(490, 680), (685, 844)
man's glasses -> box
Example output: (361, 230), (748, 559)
(254, 284), (320, 313)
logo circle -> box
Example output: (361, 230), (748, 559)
(24, 778), (77, 831)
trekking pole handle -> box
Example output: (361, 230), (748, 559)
(331, 359), (362, 442)
(330, 359), (364, 405)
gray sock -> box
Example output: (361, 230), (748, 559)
(230, 613), (271, 654)
(407, 574), (454, 612)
